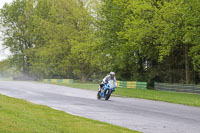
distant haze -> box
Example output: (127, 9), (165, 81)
(0, 0), (13, 61)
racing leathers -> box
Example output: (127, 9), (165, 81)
(98, 75), (117, 91)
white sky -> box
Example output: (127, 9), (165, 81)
(0, 0), (13, 61)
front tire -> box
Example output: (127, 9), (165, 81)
(105, 90), (111, 100)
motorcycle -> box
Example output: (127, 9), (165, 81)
(97, 80), (116, 100)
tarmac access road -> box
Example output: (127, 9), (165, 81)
(0, 81), (200, 133)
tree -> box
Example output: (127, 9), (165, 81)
(0, 59), (10, 77)
(0, 0), (35, 75)
(98, 0), (200, 84)
(27, 0), (99, 80)
(98, 0), (160, 82)
(155, 0), (200, 83)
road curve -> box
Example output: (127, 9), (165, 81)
(0, 81), (200, 133)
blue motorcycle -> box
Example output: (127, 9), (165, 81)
(97, 81), (116, 100)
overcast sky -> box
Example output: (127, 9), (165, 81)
(0, 0), (13, 61)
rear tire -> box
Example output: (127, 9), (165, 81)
(97, 91), (101, 99)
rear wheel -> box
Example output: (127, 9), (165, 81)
(97, 91), (101, 99)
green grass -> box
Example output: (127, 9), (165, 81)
(115, 88), (200, 107)
(0, 94), (138, 133)
(43, 82), (200, 107)
(0, 78), (12, 81)
(48, 82), (99, 90)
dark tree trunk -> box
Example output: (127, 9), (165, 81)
(80, 73), (91, 82)
(194, 72), (200, 84)
(185, 45), (190, 84)
(81, 76), (87, 82)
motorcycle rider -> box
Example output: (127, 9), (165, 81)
(98, 72), (117, 91)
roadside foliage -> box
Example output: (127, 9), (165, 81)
(0, 0), (200, 85)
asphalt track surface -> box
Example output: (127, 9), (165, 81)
(0, 81), (200, 133)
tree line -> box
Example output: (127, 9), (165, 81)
(0, 0), (200, 86)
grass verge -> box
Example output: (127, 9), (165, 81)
(46, 82), (99, 90)
(0, 94), (138, 133)
(0, 78), (12, 81)
(115, 88), (200, 107)
(43, 82), (200, 107)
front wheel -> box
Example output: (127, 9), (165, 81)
(105, 90), (111, 100)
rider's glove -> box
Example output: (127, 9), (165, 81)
(104, 80), (108, 84)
